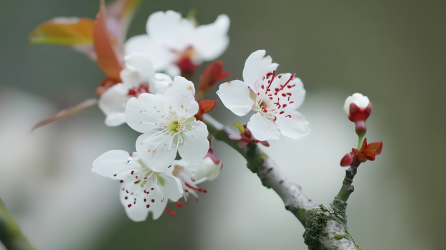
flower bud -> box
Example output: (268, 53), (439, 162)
(344, 93), (372, 137)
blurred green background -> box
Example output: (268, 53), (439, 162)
(0, 0), (445, 249)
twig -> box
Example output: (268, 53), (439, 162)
(0, 198), (35, 250)
(203, 114), (360, 250)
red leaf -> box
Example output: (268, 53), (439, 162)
(197, 60), (231, 100)
(94, 0), (124, 81)
(362, 149), (376, 161)
(199, 100), (217, 114)
(367, 142), (383, 155)
(340, 153), (353, 167)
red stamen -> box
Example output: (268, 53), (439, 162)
(175, 201), (183, 208)
(165, 207), (177, 216)
(185, 183), (207, 193)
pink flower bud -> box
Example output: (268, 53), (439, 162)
(344, 93), (372, 136)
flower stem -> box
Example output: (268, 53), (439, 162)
(0, 198), (35, 250)
(357, 134), (365, 150)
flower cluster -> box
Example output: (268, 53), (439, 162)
(30, 0), (387, 224)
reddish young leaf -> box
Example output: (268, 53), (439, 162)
(367, 142), (383, 155)
(197, 61), (231, 100)
(94, 0), (124, 81)
(29, 17), (94, 46)
(199, 100), (217, 114)
(362, 149), (376, 161)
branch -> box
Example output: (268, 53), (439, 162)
(203, 114), (361, 250)
(0, 198), (35, 250)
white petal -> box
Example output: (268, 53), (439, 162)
(165, 64), (181, 77)
(284, 76), (306, 110)
(105, 113), (126, 127)
(217, 80), (254, 116)
(146, 11), (194, 51)
(163, 76), (198, 118)
(120, 53), (156, 90)
(191, 14), (230, 61)
(125, 93), (171, 134)
(343, 93), (370, 114)
(247, 113), (280, 141)
(125, 34), (176, 71)
(153, 73), (172, 94)
(194, 157), (222, 181)
(158, 172), (183, 201)
(149, 186), (167, 220)
(178, 121), (209, 163)
(98, 84), (130, 127)
(120, 182), (148, 222)
(136, 133), (178, 172)
(243, 50), (279, 89)
(92, 150), (142, 180)
(275, 110), (310, 139)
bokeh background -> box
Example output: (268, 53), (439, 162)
(1, 0), (445, 249)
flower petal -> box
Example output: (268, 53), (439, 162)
(135, 133), (177, 172)
(149, 186), (168, 220)
(163, 76), (198, 118)
(146, 11), (194, 51)
(217, 80), (253, 116)
(191, 14), (230, 61)
(120, 182), (149, 222)
(247, 113), (280, 141)
(98, 83), (130, 127)
(282, 76), (306, 110)
(153, 73), (172, 94)
(242, 50), (278, 89)
(178, 121), (209, 163)
(124, 34), (176, 71)
(120, 53), (155, 89)
(275, 110), (310, 139)
(158, 172), (183, 202)
(194, 157), (222, 181)
(125, 93), (170, 134)
(92, 150), (142, 180)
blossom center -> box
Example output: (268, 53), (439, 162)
(168, 120), (181, 133)
(254, 71), (297, 121)
(128, 84), (149, 97)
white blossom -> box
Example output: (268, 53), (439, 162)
(92, 150), (183, 221)
(125, 10), (230, 76)
(217, 50), (310, 141)
(125, 76), (209, 172)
